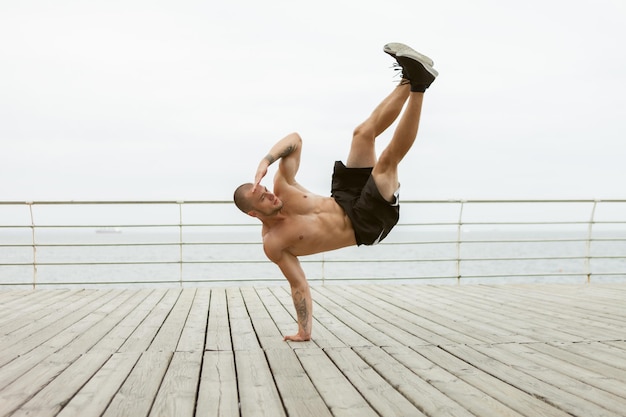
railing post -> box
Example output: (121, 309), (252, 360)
(585, 200), (598, 284)
(456, 201), (465, 285)
(27, 202), (37, 289)
(177, 201), (184, 287)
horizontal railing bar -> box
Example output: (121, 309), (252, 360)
(2, 273), (623, 288)
(4, 237), (625, 250)
(3, 199), (626, 205)
(8, 254), (621, 268)
(0, 242), (262, 248)
(0, 278), (284, 286)
(453, 272), (610, 279)
(0, 200), (235, 205)
(3, 221), (626, 230)
(0, 224), (260, 229)
(0, 275), (459, 287)
(456, 221), (626, 226)
(5, 271), (617, 288)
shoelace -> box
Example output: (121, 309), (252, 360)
(391, 63), (411, 85)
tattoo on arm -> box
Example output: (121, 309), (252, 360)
(294, 290), (309, 330)
(279, 145), (294, 159)
(265, 145), (294, 165)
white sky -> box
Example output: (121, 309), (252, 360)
(2, 0), (625, 202)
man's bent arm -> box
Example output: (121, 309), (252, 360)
(265, 244), (312, 341)
(254, 132), (302, 190)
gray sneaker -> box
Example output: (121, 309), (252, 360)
(384, 42), (438, 91)
(383, 42), (434, 66)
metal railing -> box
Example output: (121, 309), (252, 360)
(1, 200), (626, 288)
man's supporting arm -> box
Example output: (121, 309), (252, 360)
(265, 244), (312, 341)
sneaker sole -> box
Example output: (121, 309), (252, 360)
(383, 42), (434, 67)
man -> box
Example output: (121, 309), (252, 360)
(233, 42), (437, 341)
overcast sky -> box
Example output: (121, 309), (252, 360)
(2, 0), (625, 202)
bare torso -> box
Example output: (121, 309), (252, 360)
(262, 183), (356, 257)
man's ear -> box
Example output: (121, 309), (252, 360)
(247, 210), (258, 218)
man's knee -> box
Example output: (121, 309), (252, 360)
(352, 122), (375, 143)
(375, 148), (400, 173)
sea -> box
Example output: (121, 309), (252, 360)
(2, 227), (626, 288)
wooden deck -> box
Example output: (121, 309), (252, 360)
(1, 283), (625, 417)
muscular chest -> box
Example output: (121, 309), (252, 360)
(264, 192), (354, 256)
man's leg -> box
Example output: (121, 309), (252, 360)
(372, 44), (437, 201)
(346, 83), (410, 168)
(372, 91), (424, 201)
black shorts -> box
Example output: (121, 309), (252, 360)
(331, 161), (400, 246)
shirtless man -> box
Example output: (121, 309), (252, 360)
(233, 43), (437, 341)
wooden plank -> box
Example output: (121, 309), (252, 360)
(313, 286), (419, 347)
(294, 348), (378, 417)
(205, 288), (232, 351)
(235, 349), (286, 417)
(602, 340), (626, 357)
(0, 290), (32, 305)
(11, 290), (116, 340)
(445, 343), (623, 417)
(0, 290), (137, 391)
(59, 290), (150, 354)
(495, 343), (626, 413)
(386, 284), (605, 345)
(412, 285), (583, 344)
(0, 345), (57, 392)
(502, 285), (625, 322)
(0, 290), (115, 365)
(405, 285), (540, 344)
(55, 352), (142, 417)
(240, 287), (288, 350)
(526, 342), (626, 383)
(89, 289), (166, 353)
(227, 288), (261, 351)
(196, 351), (239, 417)
(413, 345), (573, 417)
(324, 347), (427, 417)
(0, 289), (64, 311)
(0, 289), (74, 332)
(118, 289), (180, 352)
(149, 351), (203, 417)
(177, 288), (210, 352)
(331, 285), (476, 346)
(456, 285), (625, 341)
(264, 348), (333, 417)
(149, 288), (196, 352)
(320, 285), (436, 348)
(354, 346), (476, 417)
(0, 351), (110, 417)
(423, 285), (587, 343)
(102, 351), (172, 417)
(226, 287), (249, 319)
(11, 352), (126, 417)
(375, 345), (525, 417)
(254, 287), (298, 335)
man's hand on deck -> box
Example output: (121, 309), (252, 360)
(283, 332), (311, 342)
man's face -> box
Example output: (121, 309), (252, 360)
(248, 185), (283, 216)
